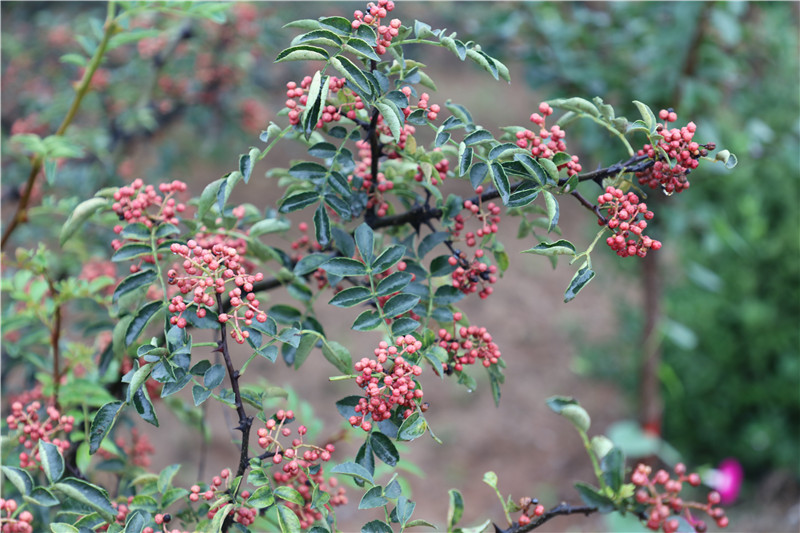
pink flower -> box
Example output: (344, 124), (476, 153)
(709, 458), (744, 505)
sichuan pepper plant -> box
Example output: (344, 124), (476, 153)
(1, 2), (737, 532)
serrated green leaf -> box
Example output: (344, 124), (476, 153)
(330, 462), (374, 485)
(352, 309), (383, 331)
(397, 412), (427, 441)
(54, 478), (116, 522)
(125, 301), (163, 346)
(382, 293), (419, 318)
(320, 257), (367, 277)
(279, 191), (319, 213)
(1, 466), (33, 495)
(372, 244), (406, 273)
(39, 440), (65, 483)
(89, 401), (125, 454)
(329, 286), (372, 308)
(321, 340), (352, 374)
(574, 481), (615, 513)
(275, 45), (329, 62)
(330, 56), (372, 96)
(369, 433), (399, 466)
(564, 264), (595, 303)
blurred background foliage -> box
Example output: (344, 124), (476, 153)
(2, 0), (798, 525)
(427, 1), (800, 485)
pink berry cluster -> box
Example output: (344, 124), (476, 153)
(141, 512), (183, 533)
(351, 0), (398, 55)
(597, 186), (661, 258)
(517, 102), (582, 176)
(636, 110), (711, 195)
(414, 156), (450, 185)
(632, 463), (729, 533)
(167, 240), (267, 343)
(6, 401), (73, 469)
(0, 499), (33, 533)
(285, 76), (358, 127)
(448, 248), (498, 299)
(400, 86), (441, 122)
(256, 410), (346, 528)
(516, 497), (545, 527)
(349, 336), (425, 431)
(437, 321), (501, 371)
(111, 178), (187, 232)
(188, 469), (255, 527)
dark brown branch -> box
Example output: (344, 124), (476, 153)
(495, 503), (598, 533)
(214, 293), (253, 479)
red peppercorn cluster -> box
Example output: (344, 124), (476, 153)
(6, 401), (73, 469)
(632, 463), (729, 533)
(437, 323), (501, 371)
(517, 102), (582, 176)
(285, 75), (357, 127)
(167, 240), (267, 343)
(515, 497), (546, 527)
(187, 469), (256, 528)
(414, 154), (450, 185)
(349, 336), (425, 431)
(111, 178), (187, 231)
(636, 110), (709, 194)
(351, 0), (398, 55)
(254, 410), (346, 528)
(597, 186), (661, 258)
(0, 499), (33, 533)
(448, 248), (498, 299)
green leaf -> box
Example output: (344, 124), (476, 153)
(39, 440), (65, 483)
(522, 239), (576, 257)
(60, 197), (108, 246)
(320, 257), (367, 277)
(330, 56), (372, 96)
(1, 466), (33, 495)
(633, 100), (657, 132)
(376, 271), (413, 297)
(247, 484), (275, 508)
(25, 486), (60, 507)
(294, 29), (343, 48)
(448, 489), (464, 529)
(352, 310), (383, 331)
(543, 190), (559, 232)
(54, 478), (116, 522)
(371, 244), (406, 273)
(470, 161), (489, 189)
(50, 525), (79, 533)
(209, 502), (234, 533)
(157, 464), (181, 494)
(197, 177), (225, 220)
(132, 386), (159, 427)
(463, 129), (494, 146)
(111, 243), (152, 263)
(345, 37), (382, 61)
(354, 223), (375, 265)
(293, 253), (330, 276)
(277, 503), (302, 533)
(329, 286), (373, 308)
(249, 217), (291, 237)
(279, 191), (319, 213)
(330, 462), (374, 485)
(359, 485), (388, 509)
(321, 340), (352, 374)
(113, 269), (157, 304)
(574, 481), (615, 513)
(123, 509), (149, 533)
(275, 44), (329, 62)
(370, 432), (399, 466)
(89, 401), (125, 454)
(125, 301), (164, 346)
(458, 143), (472, 176)
(546, 396), (591, 432)
(203, 364), (226, 389)
(361, 520), (393, 533)
(564, 264), (595, 303)
(397, 412), (427, 441)
(192, 385), (211, 406)
(319, 16), (353, 35)
(549, 97), (601, 118)
(601, 447), (625, 493)
(714, 149), (738, 169)
(313, 204), (331, 247)
(489, 162), (510, 205)
(375, 101), (403, 143)
(274, 486), (305, 506)
(382, 293), (419, 318)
